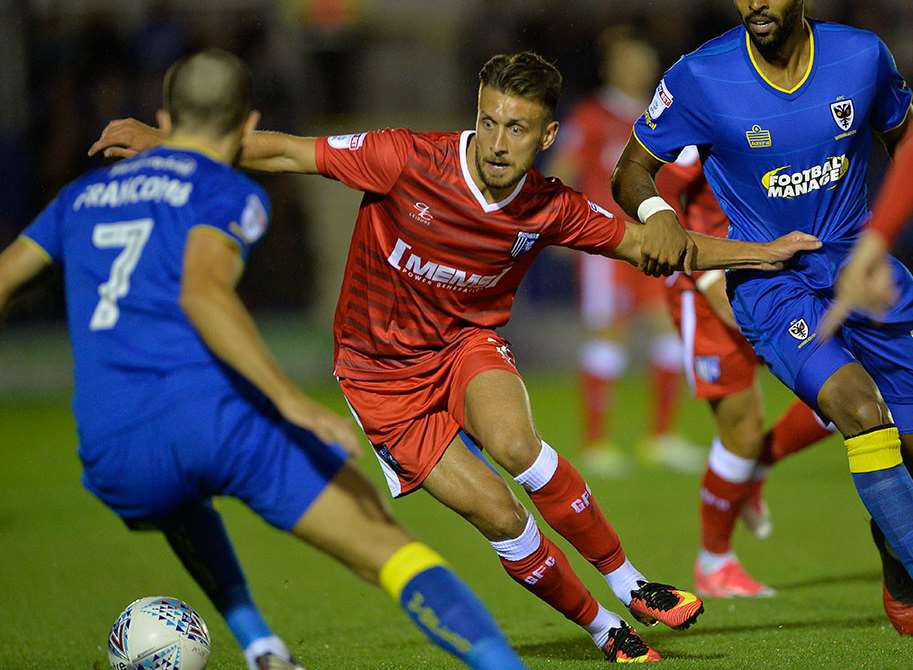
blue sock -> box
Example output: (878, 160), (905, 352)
(847, 427), (913, 577)
(159, 501), (273, 649)
(381, 543), (526, 670)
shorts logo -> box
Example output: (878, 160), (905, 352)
(647, 79), (673, 121)
(328, 133), (367, 151)
(745, 124), (772, 149)
(830, 98), (855, 131)
(695, 355), (721, 383)
(788, 318), (809, 341)
(372, 442), (404, 474)
(409, 201), (433, 225)
(510, 231), (540, 257)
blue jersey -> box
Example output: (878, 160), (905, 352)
(633, 19), (911, 244)
(23, 145), (271, 442)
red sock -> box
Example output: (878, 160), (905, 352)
(700, 467), (751, 554)
(528, 456), (626, 573)
(500, 533), (599, 626)
(581, 370), (613, 444)
(649, 364), (681, 436)
(759, 400), (832, 465)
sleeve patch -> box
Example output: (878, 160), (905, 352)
(235, 194), (268, 243)
(648, 79), (674, 121)
(588, 201), (613, 218)
(328, 133), (367, 151)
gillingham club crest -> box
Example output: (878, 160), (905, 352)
(830, 98), (855, 131)
(788, 318), (810, 341)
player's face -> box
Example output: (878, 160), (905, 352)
(474, 85), (558, 192)
(735, 0), (803, 51)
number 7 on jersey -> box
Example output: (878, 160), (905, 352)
(90, 219), (153, 331)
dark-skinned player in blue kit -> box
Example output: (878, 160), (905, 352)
(612, 0), (913, 634)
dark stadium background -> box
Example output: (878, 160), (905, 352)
(2, 0), (911, 378)
(4, 3), (913, 668)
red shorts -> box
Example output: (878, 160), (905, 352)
(579, 253), (665, 327)
(338, 329), (519, 497)
(667, 286), (757, 401)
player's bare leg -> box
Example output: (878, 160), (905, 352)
(817, 363), (913, 593)
(695, 381), (774, 598)
(461, 369), (703, 630)
(422, 435), (659, 661)
(292, 462), (527, 669)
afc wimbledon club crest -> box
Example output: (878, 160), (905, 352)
(830, 99), (855, 131)
(788, 318), (809, 341)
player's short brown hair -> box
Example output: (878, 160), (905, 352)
(478, 51), (563, 118)
(164, 49), (252, 137)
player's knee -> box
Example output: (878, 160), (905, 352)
(472, 496), (529, 541)
(838, 393), (892, 437)
(485, 428), (541, 475)
(722, 413), (764, 457)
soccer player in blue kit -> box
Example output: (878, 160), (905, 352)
(612, 0), (913, 632)
(0, 50), (527, 670)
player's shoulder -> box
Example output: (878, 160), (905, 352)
(686, 25), (745, 61)
(406, 129), (463, 155)
(526, 167), (599, 209)
(664, 26), (745, 84)
(811, 19), (884, 56)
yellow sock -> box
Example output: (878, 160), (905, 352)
(846, 426), (902, 474)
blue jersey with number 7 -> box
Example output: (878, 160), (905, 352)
(23, 146), (271, 442)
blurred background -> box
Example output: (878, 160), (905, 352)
(2, 0), (912, 391)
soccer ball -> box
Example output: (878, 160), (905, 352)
(108, 596), (211, 670)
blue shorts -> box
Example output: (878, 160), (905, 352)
(728, 244), (913, 433)
(78, 388), (348, 530)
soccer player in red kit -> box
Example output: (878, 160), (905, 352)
(657, 147), (833, 598)
(548, 27), (700, 476)
(90, 52), (819, 662)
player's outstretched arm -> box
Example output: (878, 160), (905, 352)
(88, 118), (319, 174)
(612, 223), (820, 272)
(0, 238), (53, 317)
(179, 227), (361, 455)
(612, 136), (695, 276)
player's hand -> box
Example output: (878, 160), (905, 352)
(753, 231), (822, 270)
(276, 390), (364, 458)
(88, 118), (163, 159)
(641, 210), (694, 277)
(819, 231), (896, 339)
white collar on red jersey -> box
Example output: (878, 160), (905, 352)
(460, 130), (527, 213)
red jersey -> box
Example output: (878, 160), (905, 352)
(869, 132), (913, 245)
(552, 88), (643, 218)
(656, 146), (729, 291)
(316, 129), (625, 380)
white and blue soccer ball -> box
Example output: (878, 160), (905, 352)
(108, 596), (211, 670)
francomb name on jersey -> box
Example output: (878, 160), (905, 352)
(74, 175), (193, 210)
(386, 238), (512, 292)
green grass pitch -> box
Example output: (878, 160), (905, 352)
(1, 372), (910, 669)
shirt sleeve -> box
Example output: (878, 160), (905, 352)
(22, 192), (66, 263)
(195, 181), (271, 261)
(869, 133), (913, 244)
(315, 128), (412, 194)
(550, 188), (626, 254)
(871, 38), (912, 133)
(632, 58), (714, 163)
